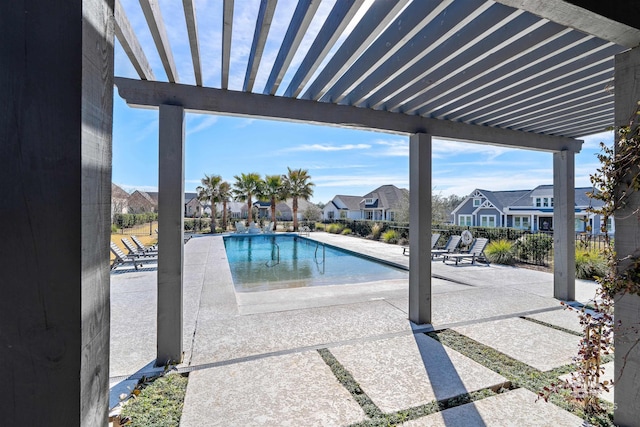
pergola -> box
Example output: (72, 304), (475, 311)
(3, 1), (640, 425)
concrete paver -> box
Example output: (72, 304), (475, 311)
(453, 318), (581, 371)
(180, 351), (365, 427)
(329, 334), (508, 413)
(400, 388), (586, 426)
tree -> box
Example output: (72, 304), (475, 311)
(218, 181), (232, 230)
(233, 172), (262, 225)
(259, 174), (286, 231)
(196, 174), (222, 231)
(282, 167), (314, 231)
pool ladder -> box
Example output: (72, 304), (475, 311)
(265, 241), (280, 267)
(314, 242), (325, 274)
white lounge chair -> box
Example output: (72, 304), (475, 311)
(263, 222), (274, 233)
(235, 222), (248, 233)
(248, 222), (261, 234)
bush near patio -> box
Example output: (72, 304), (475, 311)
(485, 239), (515, 265)
(326, 223), (344, 234)
(382, 229), (399, 244)
(575, 248), (607, 280)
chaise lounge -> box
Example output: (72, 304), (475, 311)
(442, 238), (489, 265)
(431, 235), (462, 259)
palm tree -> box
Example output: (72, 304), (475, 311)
(282, 167), (314, 231)
(196, 174), (222, 231)
(233, 172), (262, 225)
(259, 174), (286, 231)
(218, 181), (232, 231)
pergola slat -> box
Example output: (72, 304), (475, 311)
(243, 0), (278, 92)
(182, 0), (202, 86)
(263, 0), (320, 95)
(346, 1), (511, 107)
(319, 0), (456, 104)
(139, 0), (179, 83)
(300, 0), (409, 101)
(114, 0), (155, 80)
(284, 0), (364, 98)
(221, 0), (234, 89)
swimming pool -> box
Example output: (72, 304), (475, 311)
(223, 234), (408, 292)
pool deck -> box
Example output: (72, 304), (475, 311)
(110, 232), (607, 426)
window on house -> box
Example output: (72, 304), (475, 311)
(339, 211), (347, 219)
(575, 218), (585, 232)
(388, 212), (395, 221)
(459, 215), (472, 226)
(543, 198), (549, 207)
(607, 218), (614, 232)
(473, 198), (481, 207)
(365, 198), (374, 204)
(513, 216), (530, 229)
(480, 215), (496, 227)
(365, 211), (373, 220)
(535, 198), (541, 207)
(327, 211), (334, 219)
(550, 198), (554, 207)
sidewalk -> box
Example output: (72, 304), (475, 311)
(110, 232), (606, 426)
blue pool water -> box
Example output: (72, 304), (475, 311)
(223, 234), (408, 292)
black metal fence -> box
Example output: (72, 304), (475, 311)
(322, 219), (611, 267)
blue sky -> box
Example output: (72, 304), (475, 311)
(112, 0), (613, 204)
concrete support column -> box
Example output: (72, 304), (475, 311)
(552, 150), (575, 301)
(0, 1), (114, 425)
(613, 46), (640, 427)
(408, 133), (432, 325)
(157, 105), (185, 365)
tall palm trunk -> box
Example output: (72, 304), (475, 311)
(270, 197), (277, 231)
(292, 197), (299, 231)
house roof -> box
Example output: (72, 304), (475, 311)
(332, 195), (362, 211)
(467, 186), (603, 210)
(112, 183), (129, 199)
(361, 185), (408, 210)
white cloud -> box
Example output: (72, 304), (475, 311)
(314, 173), (409, 188)
(282, 143), (371, 152)
(432, 139), (515, 160)
(117, 184), (159, 193)
(368, 138), (409, 157)
(579, 130), (614, 150)
(187, 115), (219, 135)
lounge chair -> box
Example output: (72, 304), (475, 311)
(121, 237), (153, 257)
(263, 222), (274, 233)
(235, 222), (248, 233)
(110, 242), (157, 270)
(131, 235), (157, 253)
(299, 225), (310, 236)
(431, 235), (461, 259)
(403, 233), (440, 255)
(442, 238), (489, 265)
(248, 222), (261, 234)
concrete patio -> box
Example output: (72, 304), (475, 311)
(109, 232), (606, 426)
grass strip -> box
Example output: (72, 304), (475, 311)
(317, 348), (383, 419)
(428, 330), (615, 426)
(119, 372), (189, 427)
(520, 316), (583, 336)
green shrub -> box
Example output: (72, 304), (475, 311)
(382, 229), (399, 244)
(315, 223), (325, 231)
(341, 228), (352, 235)
(326, 223), (344, 234)
(515, 233), (553, 263)
(111, 223), (119, 233)
(485, 239), (515, 265)
(575, 248), (608, 280)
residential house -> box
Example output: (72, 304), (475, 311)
(322, 195), (363, 220)
(360, 185), (408, 221)
(184, 197), (203, 217)
(451, 186), (611, 234)
(322, 185), (409, 221)
(111, 183), (130, 219)
(128, 190), (157, 213)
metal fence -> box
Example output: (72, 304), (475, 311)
(114, 220), (157, 236)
